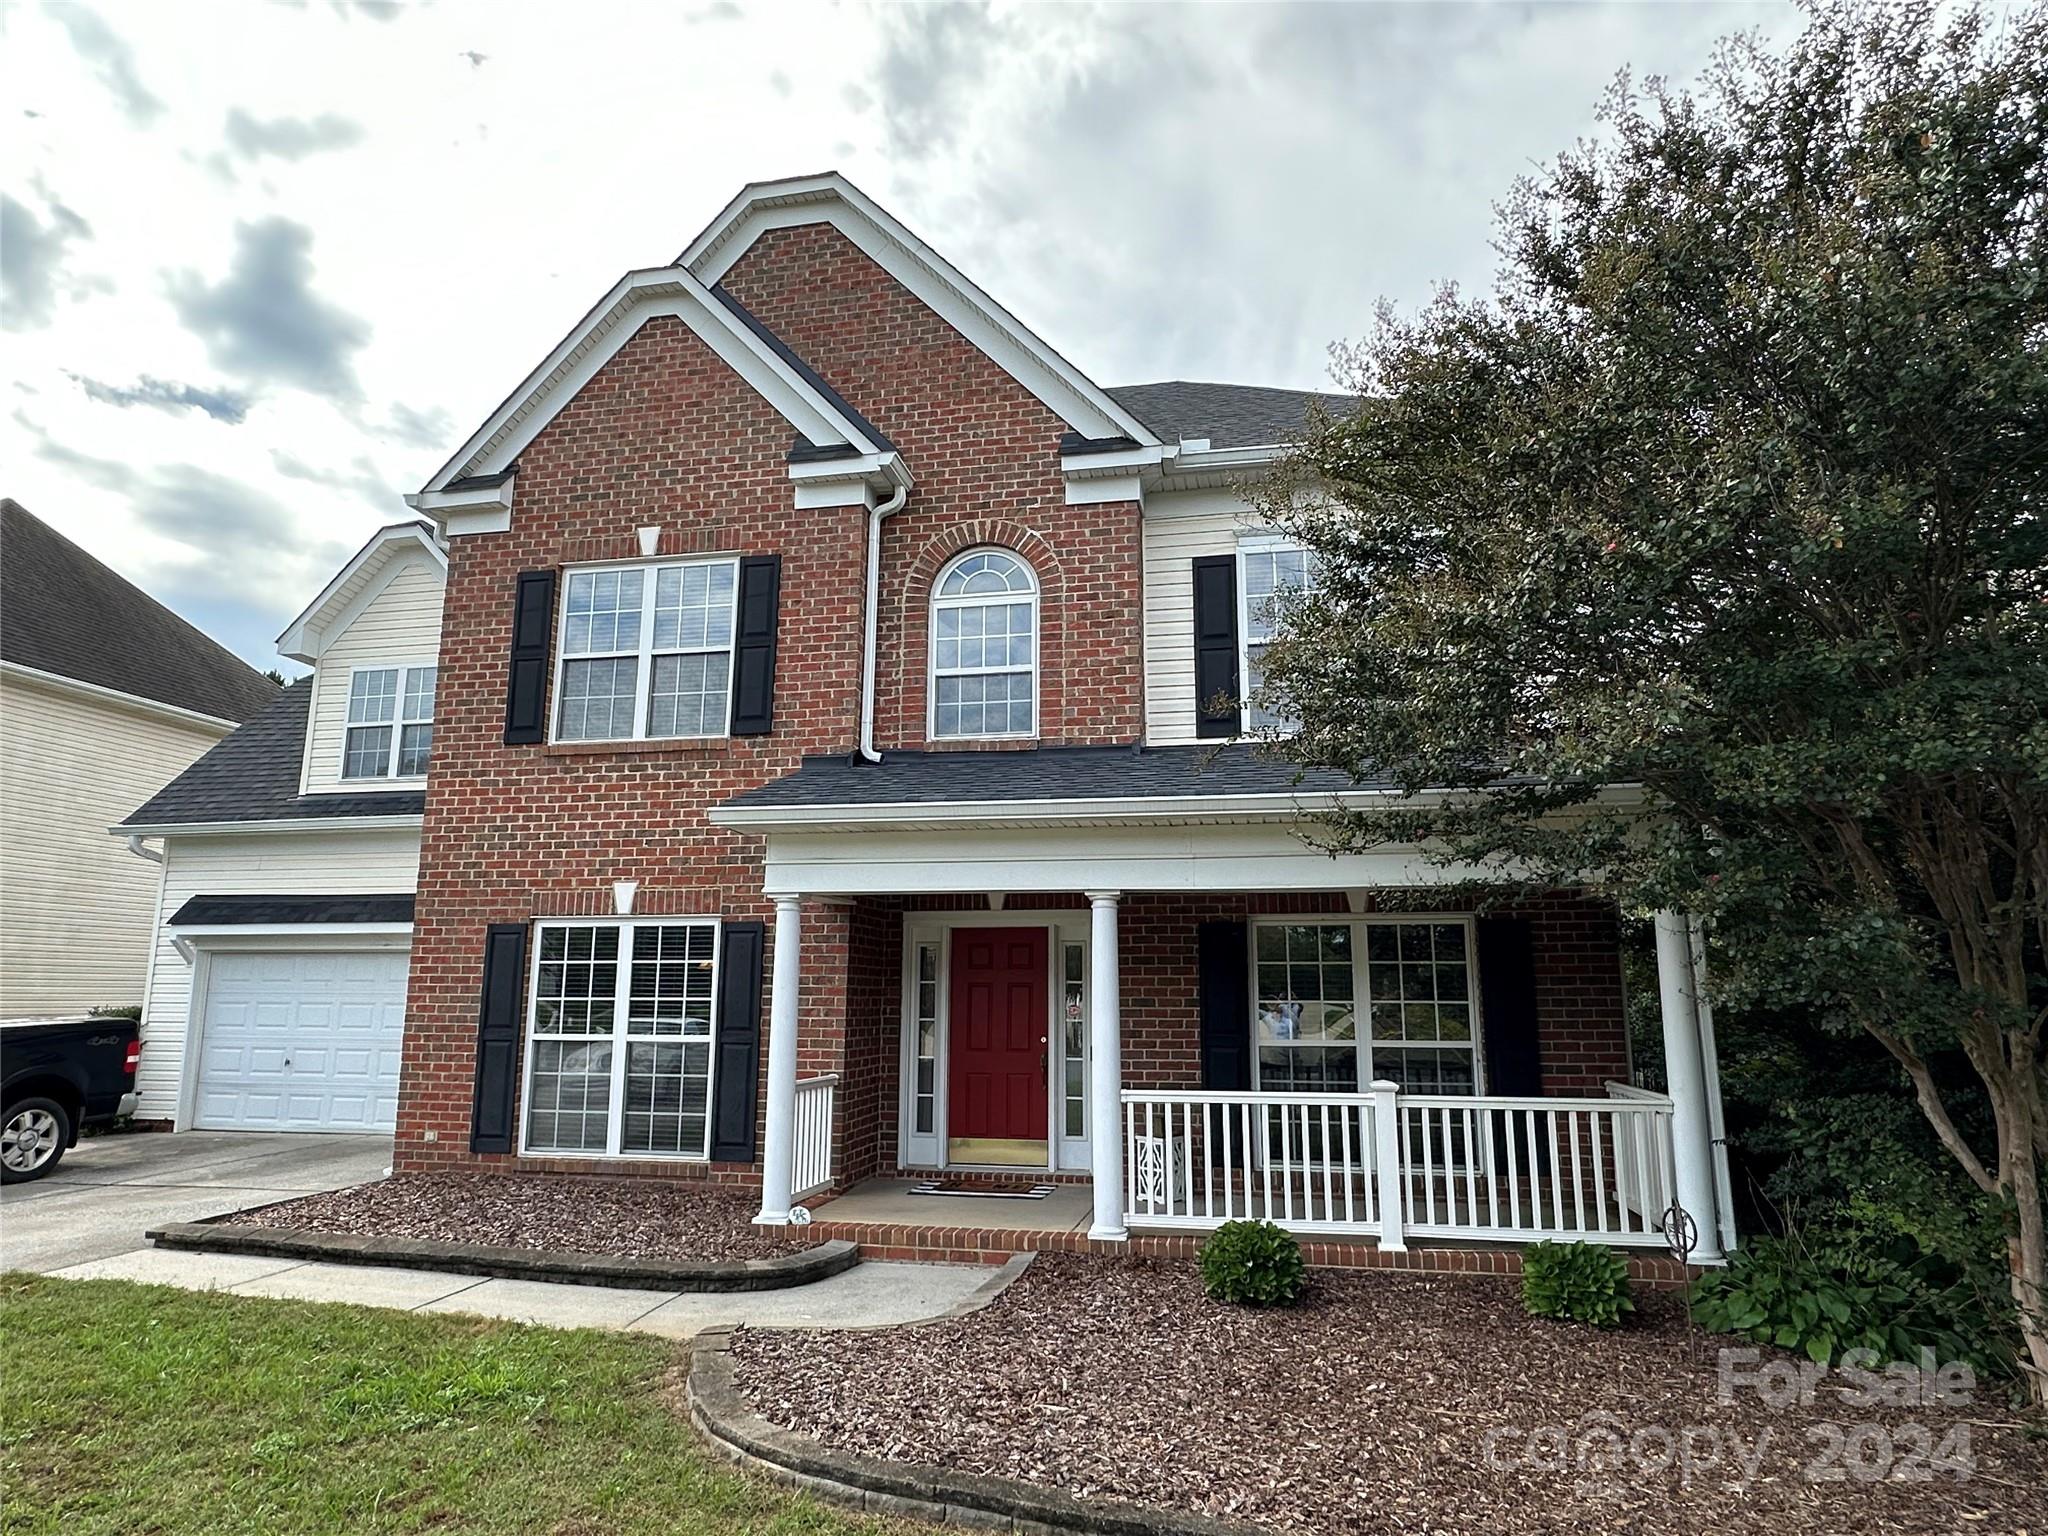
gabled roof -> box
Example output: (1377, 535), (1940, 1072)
(1107, 382), (1358, 451)
(275, 522), (445, 666)
(416, 263), (894, 496)
(0, 498), (278, 725)
(119, 680), (423, 832)
(676, 172), (1163, 449)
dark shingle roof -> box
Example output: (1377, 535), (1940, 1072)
(168, 894), (415, 926)
(120, 680), (424, 829)
(721, 745), (1391, 813)
(1, 499), (280, 722)
(1106, 382), (1357, 450)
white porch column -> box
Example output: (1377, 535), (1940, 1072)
(1087, 890), (1126, 1241)
(1654, 909), (1725, 1264)
(754, 894), (803, 1226)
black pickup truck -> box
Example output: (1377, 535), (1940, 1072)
(1, 1016), (141, 1183)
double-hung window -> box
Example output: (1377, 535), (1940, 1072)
(930, 549), (1037, 739)
(521, 919), (722, 1159)
(342, 664), (436, 779)
(1238, 538), (1320, 732)
(1254, 917), (1480, 1097)
(554, 558), (739, 742)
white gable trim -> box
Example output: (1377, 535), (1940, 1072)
(275, 525), (447, 666)
(677, 174), (1162, 449)
(417, 267), (884, 495)
(0, 659), (242, 734)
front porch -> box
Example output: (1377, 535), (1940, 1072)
(714, 776), (1734, 1269)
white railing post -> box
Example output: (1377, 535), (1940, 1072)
(1370, 1079), (1406, 1252)
(754, 894), (802, 1226)
(1087, 891), (1126, 1241)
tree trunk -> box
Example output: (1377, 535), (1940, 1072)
(1988, 1066), (2048, 1407)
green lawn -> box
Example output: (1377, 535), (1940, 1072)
(0, 1273), (910, 1536)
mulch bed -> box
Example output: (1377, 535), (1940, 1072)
(731, 1254), (2047, 1535)
(223, 1174), (818, 1263)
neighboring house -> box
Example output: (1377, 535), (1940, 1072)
(0, 500), (278, 1019)
(114, 523), (443, 1132)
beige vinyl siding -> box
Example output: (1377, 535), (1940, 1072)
(0, 672), (230, 1018)
(301, 555), (445, 794)
(134, 826), (421, 1121)
(1142, 494), (1253, 744)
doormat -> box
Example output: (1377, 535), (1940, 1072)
(907, 1180), (1058, 1200)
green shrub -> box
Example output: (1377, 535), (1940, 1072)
(88, 1004), (142, 1022)
(1522, 1241), (1634, 1327)
(1691, 1233), (2008, 1373)
(1200, 1220), (1306, 1307)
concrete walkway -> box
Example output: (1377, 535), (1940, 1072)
(44, 1244), (1002, 1335)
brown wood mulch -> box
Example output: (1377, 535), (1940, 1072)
(731, 1254), (2047, 1535)
(222, 1174), (817, 1262)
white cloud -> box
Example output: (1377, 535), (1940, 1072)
(0, 0), (1800, 671)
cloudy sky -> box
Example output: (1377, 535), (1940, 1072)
(3, 0), (1793, 672)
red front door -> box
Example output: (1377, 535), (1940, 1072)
(947, 927), (1049, 1151)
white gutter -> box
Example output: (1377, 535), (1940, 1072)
(112, 814), (425, 839)
(124, 834), (163, 865)
(857, 484), (910, 763)
(710, 781), (1653, 831)
(2, 660), (243, 734)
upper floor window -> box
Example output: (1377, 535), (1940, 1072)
(930, 549), (1037, 740)
(554, 558), (739, 742)
(1239, 538), (1320, 732)
(343, 664), (436, 779)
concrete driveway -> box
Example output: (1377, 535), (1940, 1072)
(0, 1130), (391, 1274)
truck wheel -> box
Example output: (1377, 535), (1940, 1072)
(1, 1098), (71, 1183)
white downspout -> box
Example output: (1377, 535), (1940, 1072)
(125, 834), (163, 864)
(857, 484), (909, 763)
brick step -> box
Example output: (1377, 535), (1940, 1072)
(808, 1219), (1695, 1286)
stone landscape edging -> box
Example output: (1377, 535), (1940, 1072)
(144, 1219), (857, 1293)
(687, 1323), (1271, 1536)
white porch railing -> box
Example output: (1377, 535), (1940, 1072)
(791, 1074), (838, 1198)
(1121, 1082), (1676, 1249)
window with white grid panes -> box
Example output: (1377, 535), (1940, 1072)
(554, 559), (738, 742)
(930, 549), (1036, 739)
(522, 920), (721, 1158)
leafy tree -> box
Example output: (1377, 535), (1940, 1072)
(1257, 1), (2048, 1400)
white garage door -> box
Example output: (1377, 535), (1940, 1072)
(196, 950), (408, 1131)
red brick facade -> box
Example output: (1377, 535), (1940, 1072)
(394, 215), (1633, 1186)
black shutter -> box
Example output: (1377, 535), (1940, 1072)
(503, 570), (556, 745)
(709, 920), (766, 1162)
(470, 923), (528, 1153)
(1192, 554), (1240, 738)
(1476, 915), (1547, 1171)
(1198, 919), (1252, 1168)
(729, 555), (781, 736)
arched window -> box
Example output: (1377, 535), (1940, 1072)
(930, 548), (1038, 739)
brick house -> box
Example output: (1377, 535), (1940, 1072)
(162, 173), (1739, 1264)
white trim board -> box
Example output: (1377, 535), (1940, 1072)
(116, 815), (424, 838)
(276, 524), (446, 665)
(0, 659), (243, 734)
(677, 173), (1159, 448)
(759, 822), (1537, 896)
